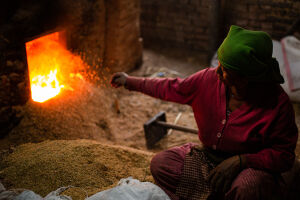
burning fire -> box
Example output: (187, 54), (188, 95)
(30, 69), (63, 103)
(26, 32), (86, 103)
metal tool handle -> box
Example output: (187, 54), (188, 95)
(156, 121), (198, 134)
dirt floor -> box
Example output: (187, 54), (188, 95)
(1, 47), (300, 198)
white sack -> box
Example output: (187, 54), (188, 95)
(86, 177), (170, 200)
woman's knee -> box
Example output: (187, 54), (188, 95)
(150, 144), (194, 181)
(150, 151), (165, 177)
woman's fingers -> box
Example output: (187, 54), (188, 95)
(110, 72), (127, 88)
(110, 76), (120, 88)
(111, 73), (121, 84)
(111, 82), (121, 88)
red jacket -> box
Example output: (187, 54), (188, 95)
(126, 68), (298, 173)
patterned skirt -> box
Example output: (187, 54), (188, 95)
(175, 146), (228, 200)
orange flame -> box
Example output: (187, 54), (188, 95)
(26, 32), (86, 103)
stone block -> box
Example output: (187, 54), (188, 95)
(234, 4), (248, 12)
(236, 20), (248, 27)
(249, 13), (259, 20)
(190, 0), (201, 7)
(261, 23), (273, 30)
(258, 15), (267, 21)
(273, 23), (288, 31)
(261, 5), (272, 10)
(249, 5), (260, 13)
(294, 2), (300, 9)
(8, 73), (21, 84)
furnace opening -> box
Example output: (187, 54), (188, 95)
(25, 31), (85, 103)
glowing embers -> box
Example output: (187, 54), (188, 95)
(26, 32), (85, 103)
(30, 69), (63, 103)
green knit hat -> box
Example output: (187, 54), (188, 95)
(217, 25), (284, 83)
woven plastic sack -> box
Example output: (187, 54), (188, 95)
(14, 187), (72, 200)
(86, 177), (170, 200)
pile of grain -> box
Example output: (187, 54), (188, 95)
(0, 139), (154, 199)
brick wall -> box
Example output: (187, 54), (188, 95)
(141, 0), (300, 56)
(223, 0), (300, 41)
(140, 0), (219, 61)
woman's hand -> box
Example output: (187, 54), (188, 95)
(110, 72), (128, 88)
(208, 155), (246, 194)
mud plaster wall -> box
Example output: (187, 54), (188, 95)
(0, 0), (142, 137)
(140, 0), (300, 59)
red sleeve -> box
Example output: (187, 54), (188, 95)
(125, 69), (209, 105)
(244, 99), (298, 173)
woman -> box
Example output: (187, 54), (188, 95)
(110, 25), (298, 200)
